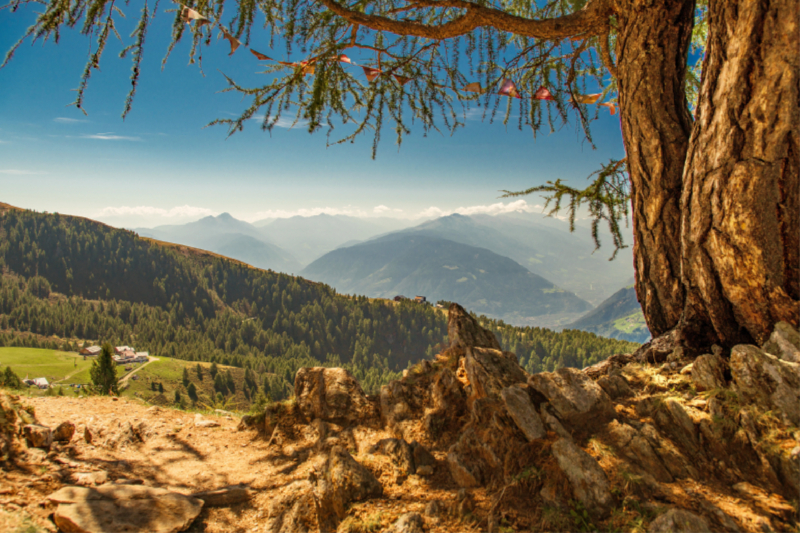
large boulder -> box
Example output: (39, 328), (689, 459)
(447, 303), (501, 351)
(53, 421), (76, 442)
(316, 446), (383, 521)
(295, 367), (376, 424)
(691, 353), (728, 391)
(596, 373), (634, 400)
(528, 367), (615, 426)
(551, 438), (615, 517)
(368, 438), (415, 476)
(464, 347), (528, 399)
(762, 321), (800, 363)
(648, 508), (710, 533)
(48, 484), (203, 533)
(500, 385), (545, 442)
(730, 344), (800, 426)
(264, 480), (318, 533)
(22, 424), (52, 449)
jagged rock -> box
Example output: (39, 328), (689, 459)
(264, 480), (318, 533)
(528, 367), (615, 426)
(637, 423), (695, 479)
(730, 344), (800, 426)
(48, 484), (203, 533)
(464, 347), (528, 399)
(83, 426), (93, 444)
(732, 482), (796, 522)
(23, 424), (52, 449)
(369, 438), (415, 476)
(384, 513), (425, 533)
(551, 438), (614, 517)
(447, 303), (501, 351)
(605, 420), (673, 483)
(191, 484), (252, 507)
(415, 465), (434, 476)
(295, 367), (376, 424)
(316, 446), (383, 521)
(53, 421), (76, 442)
(762, 321), (800, 363)
(583, 353), (634, 380)
(430, 367), (465, 414)
(410, 440), (436, 470)
(596, 373), (634, 400)
(691, 353), (728, 391)
(539, 405), (572, 440)
(500, 385), (545, 441)
(446, 428), (487, 487)
(648, 509), (710, 533)
(634, 330), (677, 364)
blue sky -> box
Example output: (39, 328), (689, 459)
(0, 3), (626, 228)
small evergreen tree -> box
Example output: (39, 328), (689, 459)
(90, 343), (119, 395)
(187, 382), (198, 402)
(174, 389), (181, 404)
(158, 382), (164, 394)
(182, 367), (190, 387)
(209, 362), (218, 378)
(195, 363), (203, 381)
(1, 366), (22, 389)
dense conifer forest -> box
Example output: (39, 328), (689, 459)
(0, 206), (639, 399)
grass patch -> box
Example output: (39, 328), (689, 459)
(0, 347), (93, 385)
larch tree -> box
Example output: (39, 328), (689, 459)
(3, 0), (797, 354)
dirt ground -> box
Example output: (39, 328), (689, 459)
(0, 395), (488, 533)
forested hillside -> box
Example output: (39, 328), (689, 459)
(0, 204), (638, 401)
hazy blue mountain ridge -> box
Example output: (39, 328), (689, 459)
(564, 285), (651, 343)
(302, 233), (592, 324)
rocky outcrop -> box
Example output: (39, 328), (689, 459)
(48, 484), (203, 533)
(315, 445), (382, 521)
(295, 367), (377, 424)
(730, 345), (800, 426)
(596, 373), (634, 400)
(551, 438), (615, 517)
(190, 484), (252, 507)
(447, 303), (501, 352)
(264, 481), (318, 533)
(464, 347), (528, 399)
(368, 438), (415, 476)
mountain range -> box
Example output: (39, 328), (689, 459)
(564, 285), (651, 343)
(302, 233), (592, 324)
(133, 210), (636, 328)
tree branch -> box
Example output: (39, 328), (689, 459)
(315, 0), (614, 41)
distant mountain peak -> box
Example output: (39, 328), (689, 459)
(217, 212), (235, 220)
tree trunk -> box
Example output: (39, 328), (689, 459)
(615, 0), (695, 339)
(678, 0), (800, 348)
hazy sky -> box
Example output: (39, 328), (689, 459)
(0, 4), (626, 228)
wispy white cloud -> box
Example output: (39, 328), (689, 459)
(54, 117), (88, 124)
(373, 205), (403, 214)
(96, 205), (217, 218)
(0, 169), (47, 175)
(246, 206), (373, 221)
(248, 114), (311, 129)
(416, 199), (541, 218)
(81, 132), (142, 141)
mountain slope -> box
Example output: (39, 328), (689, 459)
(259, 214), (414, 265)
(135, 213), (302, 273)
(396, 213), (635, 305)
(565, 285), (651, 343)
(302, 233), (592, 324)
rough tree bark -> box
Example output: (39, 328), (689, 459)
(678, 0), (800, 348)
(615, 0), (695, 340)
